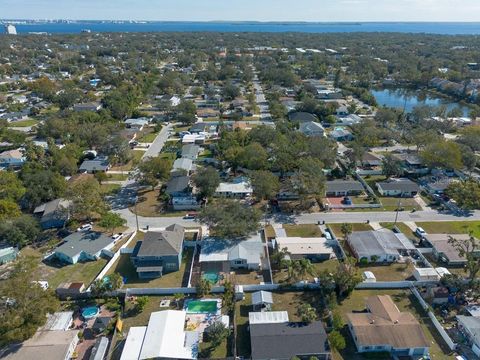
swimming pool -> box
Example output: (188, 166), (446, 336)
(202, 272), (219, 284)
(186, 300), (218, 314)
(82, 306), (99, 319)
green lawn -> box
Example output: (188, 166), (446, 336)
(415, 221), (480, 238)
(380, 197), (421, 211)
(283, 224), (323, 237)
(380, 222), (418, 242)
(110, 150), (145, 171)
(122, 295), (176, 333)
(328, 223), (373, 238)
(45, 258), (108, 289)
(138, 131), (159, 143)
(7, 119), (39, 127)
(100, 183), (121, 195)
(107, 248), (192, 288)
(358, 262), (415, 281)
(106, 173), (129, 181)
(334, 289), (455, 360)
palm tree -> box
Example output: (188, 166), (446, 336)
(296, 259), (316, 281)
(173, 293), (184, 309)
(340, 223), (353, 241)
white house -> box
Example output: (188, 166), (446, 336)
(0, 148), (26, 167)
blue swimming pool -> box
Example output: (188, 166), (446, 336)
(202, 272), (219, 284)
(82, 306), (99, 319)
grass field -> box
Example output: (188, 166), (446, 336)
(8, 119), (39, 127)
(110, 150), (145, 171)
(138, 131), (159, 143)
(130, 189), (185, 217)
(415, 221), (480, 238)
(283, 224), (323, 237)
(45, 258), (108, 289)
(105, 173), (129, 181)
(100, 183), (121, 195)
(328, 223), (373, 238)
(359, 262), (415, 281)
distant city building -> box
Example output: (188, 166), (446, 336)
(4, 24), (17, 35)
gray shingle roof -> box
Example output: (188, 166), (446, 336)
(348, 230), (415, 259)
(55, 232), (114, 258)
(250, 321), (329, 360)
(288, 112), (318, 123)
(79, 157), (109, 172)
(377, 179), (419, 192)
(136, 224), (185, 257)
(165, 176), (190, 195)
(326, 180), (364, 193)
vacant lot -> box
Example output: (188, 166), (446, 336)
(415, 221), (480, 238)
(328, 223), (373, 239)
(283, 224), (323, 237)
(359, 262), (415, 281)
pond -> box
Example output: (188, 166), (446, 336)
(371, 88), (470, 116)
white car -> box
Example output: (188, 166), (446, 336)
(415, 227), (427, 237)
(112, 233), (124, 241)
(77, 223), (93, 232)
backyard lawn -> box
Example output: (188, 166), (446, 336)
(130, 189), (186, 217)
(138, 131), (159, 143)
(44, 258), (108, 289)
(100, 183), (121, 195)
(358, 262), (415, 281)
(121, 295), (176, 333)
(105, 173), (129, 181)
(107, 248), (192, 288)
(333, 289), (455, 360)
(235, 293), (252, 358)
(415, 221), (480, 238)
(283, 224), (323, 237)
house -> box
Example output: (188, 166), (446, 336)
(392, 153), (428, 175)
(329, 128), (353, 142)
(181, 144), (201, 161)
(54, 231), (116, 264)
(274, 236), (336, 262)
(124, 117), (150, 130)
(182, 134), (206, 144)
(423, 233), (479, 266)
(215, 178), (253, 198)
(172, 196), (201, 211)
(298, 121), (325, 137)
(120, 310), (199, 360)
(326, 180), (364, 197)
(456, 316), (480, 357)
(0, 246), (18, 265)
(189, 122), (218, 134)
(336, 105), (349, 116)
(0, 148), (26, 167)
(73, 101), (102, 112)
(347, 295), (429, 359)
(288, 111), (319, 123)
(131, 224), (185, 279)
(360, 152), (383, 168)
(249, 318), (331, 360)
(157, 94), (181, 108)
(347, 295), (429, 357)
(172, 158), (194, 174)
(336, 114), (362, 126)
(33, 198), (71, 229)
(165, 175), (191, 197)
(200, 234), (264, 272)
(347, 230), (415, 263)
(427, 286), (450, 305)
(376, 179), (419, 197)
(0, 330), (79, 360)
(92, 316), (113, 334)
(79, 156), (110, 173)
(251, 291), (274, 311)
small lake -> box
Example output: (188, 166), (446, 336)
(371, 88), (470, 116)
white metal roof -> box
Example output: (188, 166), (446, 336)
(249, 311), (289, 325)
(362, 271), (376, 280)
(139, 310), (196, 360)
(275, 237), (335, 256)
(414, 267), (439, 276)
(43, 311), (73, 331)
(252, 291), (274, 305)
(435, 267), (451, 277)
(120, 326), (147, 360)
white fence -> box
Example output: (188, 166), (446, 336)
(411, 287), (457, 351)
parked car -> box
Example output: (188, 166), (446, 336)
(415, 227), (427, 237)
(112, 233), (124, 241)
(342, 196), (352, 205)
(77, 223), (93, 232)
(183, 213), (197, 220)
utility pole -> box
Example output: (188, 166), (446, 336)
(134, 196), (140, 231)
(394, 197), (402, 225)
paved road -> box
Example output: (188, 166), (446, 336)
(115, 207), (480, 232)
(141, 123), (173, 159)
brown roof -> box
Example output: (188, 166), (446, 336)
(425, 234), (474, 262)
(347, 295), (429, 349)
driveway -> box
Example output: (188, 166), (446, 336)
(141, 123), (173, 159)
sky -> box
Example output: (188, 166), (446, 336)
(1, 0), (480, 22)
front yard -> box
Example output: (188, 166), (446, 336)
(328, 223), (373, 239)
(415, 221), (480, 238)
(283, 224), (323, 237)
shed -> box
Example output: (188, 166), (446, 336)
(362, 271), (376, 283)
(249, 311), (289, 325)
(413, 267), (441, 281)
(251, 291), (274, 311)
